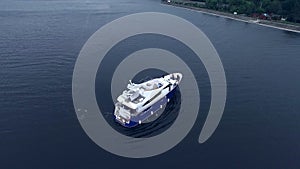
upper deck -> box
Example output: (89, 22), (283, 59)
(116, 73), (182, 110)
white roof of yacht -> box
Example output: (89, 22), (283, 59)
(116, 73), (182, 110)
(117, 78), (168, 109)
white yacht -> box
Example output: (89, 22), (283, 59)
(114, 73), (182, 127)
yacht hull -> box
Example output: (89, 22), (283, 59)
(115, 86), (177, 128)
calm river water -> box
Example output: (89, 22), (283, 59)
(0, 0), (300, 168)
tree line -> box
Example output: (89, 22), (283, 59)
(191, 0), (300, 22)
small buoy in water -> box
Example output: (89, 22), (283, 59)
(167, 98), (170, 102)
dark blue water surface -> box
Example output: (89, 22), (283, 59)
(1, 0), (300, 168)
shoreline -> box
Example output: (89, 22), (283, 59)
(162, 2), (300, 33)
